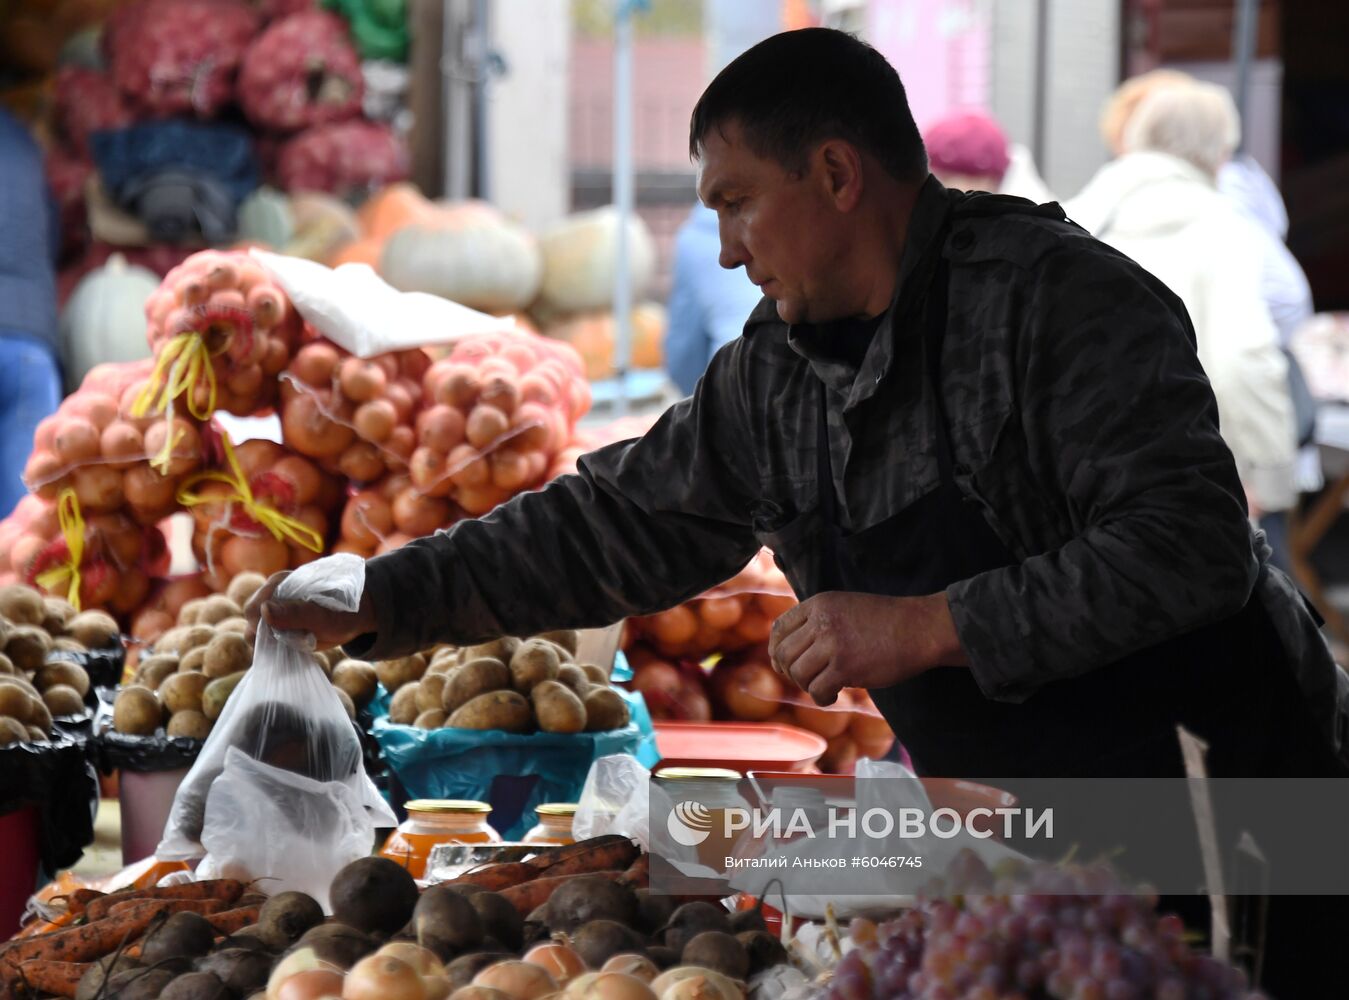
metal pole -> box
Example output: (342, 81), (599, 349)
(473, 0), (491, 201)
(442, 0), (472, 198)
(1231, 0), (1258, 155)
(612, 1), (635, 415)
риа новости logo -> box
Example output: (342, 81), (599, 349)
(667, 800), (714, 846)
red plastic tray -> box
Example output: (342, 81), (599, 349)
(745, 770), (1019, 830)
(652, 722), (827, 773)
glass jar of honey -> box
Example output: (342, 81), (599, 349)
(653, 767), (749, 875)
(379, 800), (501, 879)
(523, 803), (578, 845)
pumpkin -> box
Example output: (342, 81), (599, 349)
(357, 182), (437, 240)
(284, 192), (362, 262)
(536, 206), (656, 315)
(59, 254), (157, 394)
(329, 236), (385, 269)
(543, 302), (666, 381)
(236, 186), (295, 249)
(380, 213), (543, 312)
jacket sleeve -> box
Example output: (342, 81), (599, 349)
(947, 246), (1261, 700)
(347, 343), (763, 661)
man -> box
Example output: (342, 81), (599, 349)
(0, 110), (63, 517)
(254, 30), (1344, 781)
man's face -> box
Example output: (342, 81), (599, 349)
(696, 121), (850, 326)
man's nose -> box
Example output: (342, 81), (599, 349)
(719, 239), (747, 271)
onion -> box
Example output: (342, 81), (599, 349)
(283, 392), (355, 458)
(647, 606), (697, 649)
(385, 381), (416, 423)
(24, 451), (65, 499)
(354, 400), (398, 443)
(489, 448), (533, 492)
(410, 447), (453, 498)
(697, 597), (744, 631)
(291, 343), (342, 386)
(472, 960), (557, 1000)
(341, 492), (393, 548)
(479, 374), (520, 416)
(509, 403), (553, 452)
(523, 943), (585, 985)
(227, 362), (265, 398)
(447, 444), (489, 488)
(449, 989), (512, 1000)
(340, 358), (389, 403)
(53, 417), (101, 465)
(465, 405), (509, 450)
(392, 487), (450, 536)
(565, 972), (658, 1000)
(123, 465), (177, 515)
(601, 956), (658, 983)
(343, 954), (426, 1000)
(100, 421), (145, 469)
(790, 699), (852, 739)
(733, 610), (772, 644)
(754, 593), (796, 619)
(72, 465), (125, 513)
(650, 969), (742, 1000)
(143, 418), (201, 476)
(220, 534), (290, 578)
(417, 405), (467, 454)
(339, 441), (387, 484)
(33, 415), (59, 452)
(378, 942), (446, 979)
(131, 607), (174, 643)
(271, 455), (324, 506)
(67, 392), (119, 430)
(819, 733), (859, 774)
(454, 485), (510, 516)
(717, 662), (784, 722)
(387, 425), (417, 464)
(423, 977), (453, 1000)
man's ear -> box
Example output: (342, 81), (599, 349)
(815, 139), (865, 212)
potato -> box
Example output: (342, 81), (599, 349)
(426, 656), (457, 677)
(35, 660), (90, 696)
(376, 653), (427, 693)
(41, 596), (77, 634)
(463, 637), (520, 663)
(557, 664), (588, 693)
(136, 655), (179, 691)
(322, 647), (347, 669)
(202, 671), (246, 720)
(0, 683), (37, 723)
(29, 697), (51, 733)
(43, 684), (85, 717)
(0, 584), (44, 625)
(178, 597), (209, 624)
(333, 687), (356, 719)
(509, 640), (560, 694)
(333, 659), (378, 708)
(160, 671), (210, 715)
(51, 637), (86, 655)
(179, 646), (208, 674)
(538, 629), (580, 657)
(5, 625), (51, 672)
(388, 682), (420, 724)
(215, 616), (249, 635)
(25, 725), (46, 742)
(0, 716), (27, 745)
(198, 595), (243, 626)
(66, 610), (120, 650)
(531, 680), (586, 734)
(580, 663), (611, 686)
(540, 639), (574, 663)
(114, 686), (162, 735)
(226, 571), (268, 609)
(0, 653), (13, 675)
(313, 651), (335, 679)
(443, 658), (509, 713)
(159, 624), (215, 656)
(204, 632), (252, 678)
(447, 690), (533, 733)
(417, 673), (447, 713)
(167, 710), (213, 740)
(583, 687), (630, 732)
(414, 708), (446, 728)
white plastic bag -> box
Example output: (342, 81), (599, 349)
(573, 754), (652, 849)
(251, 249), (515, 357)
(156, 554), (396, 889)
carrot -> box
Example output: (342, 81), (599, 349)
(447, 861), (540, 892)
(61, 890), (105, 917)
(16, 960), (88, 998)
(205, 906), (261, 937)
(498, 869), (627, 918)
(524, 835), (638, 874)
(0, 909), (166, 976)
(105, 898), (229, 921)
(84, 880), (245, 922)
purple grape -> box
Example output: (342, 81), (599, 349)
(828, 948), (874, 1000)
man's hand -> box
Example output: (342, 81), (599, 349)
(767, 591), (967, 706)
(243, 570), (378, 650)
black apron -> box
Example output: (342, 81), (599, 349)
(768, 211), (1333, 783)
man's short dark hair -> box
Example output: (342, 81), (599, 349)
(689, 28), (929, 185)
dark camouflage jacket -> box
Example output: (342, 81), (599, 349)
(355, 177), (1347, 755)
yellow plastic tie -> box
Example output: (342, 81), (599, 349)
(177, 435), (324, 553)
(132, 331), (218, 474)
(35, 488), (85, 611)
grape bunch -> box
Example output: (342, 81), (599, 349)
(827, 851), (1264, 1000)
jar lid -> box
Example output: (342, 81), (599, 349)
(535, 803), (579, 817)
(405, 799), (492, 814)
(656, 767), (743, 782)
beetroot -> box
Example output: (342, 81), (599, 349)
(276, 120), (409, 197)
(107, 0), (260, 118)
(238, 11), (363, 132)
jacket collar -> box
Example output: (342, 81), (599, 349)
(764, 174), (953, 403)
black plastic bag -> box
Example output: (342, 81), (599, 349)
(0, 735), (98, 873)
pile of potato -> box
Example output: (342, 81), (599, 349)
(380, 629), (633, 735)
(0, 583), (114, 745)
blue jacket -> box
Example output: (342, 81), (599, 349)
(0, 110), (59, 352)
(664, 203), (764, 396)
